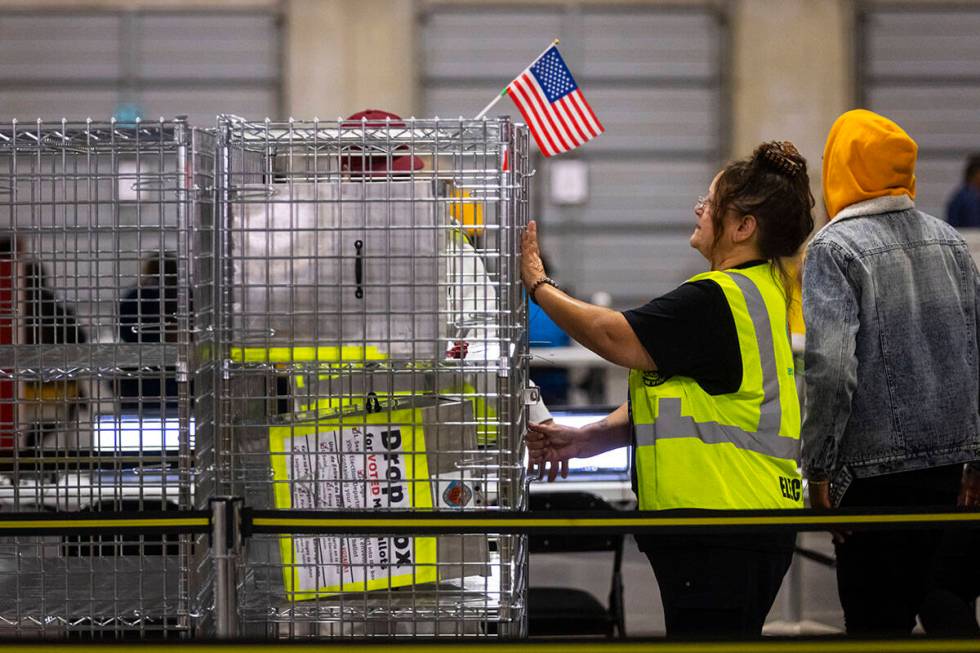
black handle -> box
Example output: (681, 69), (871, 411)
(354, 239), (364, 299)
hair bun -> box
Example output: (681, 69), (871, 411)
(755, 140), (805, 179)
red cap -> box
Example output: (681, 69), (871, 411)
(343, 109), (406, 128)
(341, 109), (424, 176)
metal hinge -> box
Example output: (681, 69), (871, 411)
(522, 386), (540, 405)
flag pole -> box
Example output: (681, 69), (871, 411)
(474, 38), (560, 119)
(474, 88), (507, 120)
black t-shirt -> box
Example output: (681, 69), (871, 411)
(621, 262), (766, 395)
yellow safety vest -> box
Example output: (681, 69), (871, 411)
(629, 263), (802, 511)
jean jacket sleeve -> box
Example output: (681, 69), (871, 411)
(975, 257), (980, 425)
(801, 241), (860, 481)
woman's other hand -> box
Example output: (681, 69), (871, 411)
(809, 479), (850, 543)
(808, 480), (832, 510)
(526, 420), (588, 482)
(958, 464), (980, 507)
(521, 220), (547, 291)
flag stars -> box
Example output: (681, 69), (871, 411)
(531, 48), (578, 102)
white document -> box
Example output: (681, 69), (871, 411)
(280, 422), (435, 594)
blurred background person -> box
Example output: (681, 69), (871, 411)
(946, 154), (980, 228)
(19, 255), (88, 449)
(25, 260), (86, 347)
(117, 252), (181, 408)
(119, 252), (180, 346)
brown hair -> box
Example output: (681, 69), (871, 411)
(710, 141), (815, 296)
(140, 251), (178, 285)
(965, 153), (980, 184)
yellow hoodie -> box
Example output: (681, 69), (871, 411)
(822, 109), (917, 220)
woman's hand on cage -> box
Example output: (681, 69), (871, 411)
(521, 220), (548, 292)
(526, 420), (589, 482)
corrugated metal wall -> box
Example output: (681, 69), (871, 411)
(859, 3), (980, 221)
(0, 9), (282, 124)
(421, 4), (727, 307)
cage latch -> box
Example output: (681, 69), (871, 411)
(364, 391), (382, 414)
(354, 239), (364, 299)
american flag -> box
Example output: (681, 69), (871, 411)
(507, 46), (604, 157)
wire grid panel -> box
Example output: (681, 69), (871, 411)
(0, 119), (216, 639)
(216, 117), (530, 638)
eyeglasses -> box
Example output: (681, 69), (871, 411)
(694, 195), (709, 213)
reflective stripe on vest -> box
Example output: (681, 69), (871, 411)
(633, 272), (799, 462)
(634, 398), (799, 461)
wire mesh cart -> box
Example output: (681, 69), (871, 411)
(0, 119), (216, 639)
(215, 116), (531, 638)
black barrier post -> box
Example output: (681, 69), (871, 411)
(211, 497), (243, 638)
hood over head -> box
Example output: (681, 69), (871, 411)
(822, 109), (917, 220)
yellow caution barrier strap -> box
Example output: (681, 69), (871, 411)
(0, 511), (210, 536)
(247, 507), (980, 536)
(0, 638), (978, 652)
(0, 507), (976, 539)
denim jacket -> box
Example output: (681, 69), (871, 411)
(801, 195), (980, 505)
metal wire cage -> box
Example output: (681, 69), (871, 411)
(0, 118), (216, 639)
(215, 117), (531, 638)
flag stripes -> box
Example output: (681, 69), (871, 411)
(505, 45), (604, 157)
